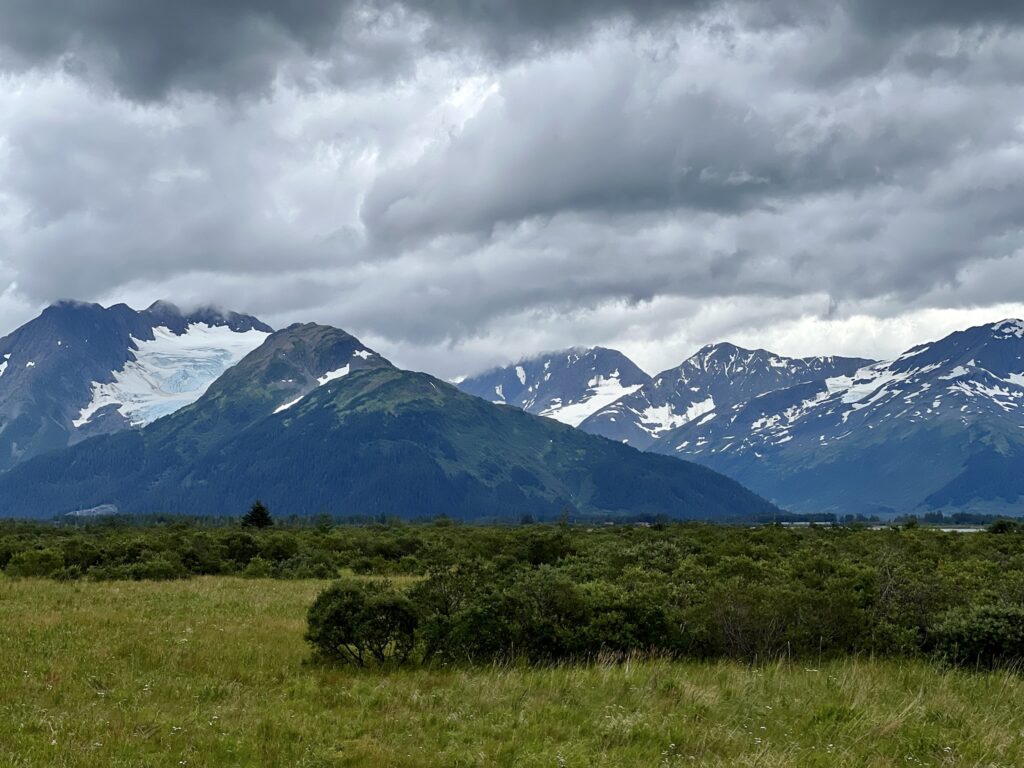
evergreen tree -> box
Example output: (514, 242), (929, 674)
(241, 500), (273, 529)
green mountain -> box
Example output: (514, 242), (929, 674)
(0, 325), (778, 521)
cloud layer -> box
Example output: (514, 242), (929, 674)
(1, 0), (1023, 376)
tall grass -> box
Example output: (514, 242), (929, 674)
(1, 576), (1022, 767)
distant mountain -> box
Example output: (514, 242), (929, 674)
(0, 300), (271, 470)
(458, 347), (651, 427)
(651, 320), (1024, 516)
(578, 343), (873, 449)
(0, 324), (779, 522)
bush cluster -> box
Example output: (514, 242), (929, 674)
(4, 517), (1024, 669)
(304, 522), (1024, 670)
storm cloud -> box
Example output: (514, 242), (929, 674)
(1, 0), (1024, 377)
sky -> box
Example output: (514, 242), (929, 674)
(1, 0), (1024, 378)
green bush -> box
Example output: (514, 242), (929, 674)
(932, 603), (1024, 668)
(242, 556), (274, 578)
(5, 549), (64, 578)
(306, 580), (418, 666)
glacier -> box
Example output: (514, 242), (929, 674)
(74, 323), (270, 428)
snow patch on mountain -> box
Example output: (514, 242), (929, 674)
(274, 395), (304, 414)
(74, 323), (270, 428)
(539, 373), (644, 427)
(271, 346), (378, 414)
(638, 396), (716, 436)
(459, 347), (652, 428)
(318, 365), (351, 386)
(994, 319), (1024, 338)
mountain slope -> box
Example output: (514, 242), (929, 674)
(652, 320), (1024, 515)
(0, 325), (778, 522)
(578, 343), (873, 449)
(0, 300), (271, 470)
(458, 347), (651, 427)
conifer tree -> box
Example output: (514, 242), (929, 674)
(242, 500), (273, 529)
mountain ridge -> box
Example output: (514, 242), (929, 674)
(458, 346), (652, 427)
(577, 343), (873, 448)
(652, 319), (1024, 515)
(0, 324), (779, 522)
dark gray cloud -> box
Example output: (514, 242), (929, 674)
(6, 0), (1023, 101)
(0, 0), (718, 99)
(849, 0), (1024, 31)
(0, 0), (355, 99)
(1, 0), (1024, 377)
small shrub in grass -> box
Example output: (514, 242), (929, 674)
(126, 554), (188, 581)
(242, 556), (274, 578)
(278, 549), (337, 579)
(5, 548), (64, 578)
(306, 580), (418, 666)
(932, 603), (1024, 668)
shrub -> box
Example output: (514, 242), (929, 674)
(988, 519), (1019, 534)
(5, 549), (64, 578)
(242, 556), (275, 578)
(931, 603), (1024, 668)
(277, 550), (337, 579)
(306, 580), (418, 666)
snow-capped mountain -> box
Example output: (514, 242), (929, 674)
(652, 320), (1024, 515)
(579, 343), (872, 449)
(458, 347), (652, 427)
(0, 323), (777, 521)
(0, 300), (272, 470)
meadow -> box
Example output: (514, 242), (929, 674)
(3, 576), (1024, 767)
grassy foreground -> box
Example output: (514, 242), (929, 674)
(2, 577), (1023, 767)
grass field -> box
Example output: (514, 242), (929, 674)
(2, 577), (1023, 767)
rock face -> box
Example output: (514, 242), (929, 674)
(0, 300), (272, 470)
(458, 347), (652, 427)
(651, 320), (1024, 516)
(0, 324), (779, 522)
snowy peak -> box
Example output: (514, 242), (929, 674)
(70, 301), (273, 431)
(457, 347), (651, 427)
(579, 343), (872, 448)
(679, 343), (860, 383)
(655, 319), (1024, 515)
(992, 318), (1024, 339)
(807, 318), (1024, 424)
(143, 300), (272, 335)
(0, 300), (274, 469)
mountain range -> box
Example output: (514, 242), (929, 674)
(0, 300), (1021, 518)
(0, 311), (777, 521)
(464, 321), (1024, 515)
(576, 344), (872, 449)
(651, 320), (1024, 515)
